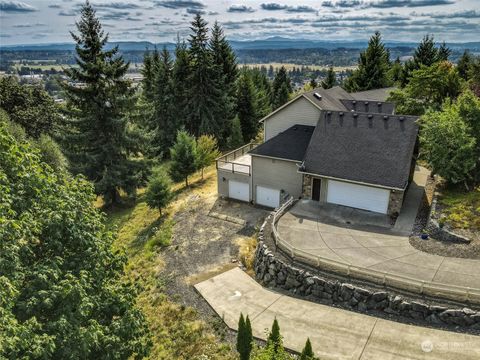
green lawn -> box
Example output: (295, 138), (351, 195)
(438, 187), (480, 231)
(102, 166), (233, 360)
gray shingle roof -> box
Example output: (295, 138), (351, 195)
(302, 111), (418, 189)
(249, 124), (315, 161)
(349, 87), (396, 102)
(339, 99), (395, 114)
(303, 86), (352, 112)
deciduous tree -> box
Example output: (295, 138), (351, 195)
(0, 122), (151, 359)
(195, 134), (220, 179)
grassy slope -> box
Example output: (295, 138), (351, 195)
(103, 166), (234, 360)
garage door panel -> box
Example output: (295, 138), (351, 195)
(256, 186), (280, 208)
(327, 180), (389, 214)
(229, 180), (249, 202)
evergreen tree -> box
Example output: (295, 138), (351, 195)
(300, 338), (315, 360)
(141, 47), (160, 103)
(271, 66), (291, 109)
(249, 68), (272, 119)
(389, 57), (403, 84)
(195, 134), (220, 179)
(186, 14), (225, 138)
(414, 35), (438, 67)
(237, 71), (258, 142)
(321, 66), (336, 89)
(344, 31), (390, 91)
(309, 77), (318, 89)
(267, 318), (282, 353)
(172, 38), (190, 130)
(169, 130), (197, 186)
(209, 21), (238, 145)
(457, 50), (472, 81)
(152, 47), (177, 157)
(61, 1), (146, 205)
(227, 116), (244, 149)
(145, 169), (174, 216)
(437, 41), (451, 62)
(236, 314), (253, 360)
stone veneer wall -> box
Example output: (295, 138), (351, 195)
(301, 174), (312, 199)
(254, 215), (480, 329)
(425, 198), (471, 243)
(387, 189), (404, 216)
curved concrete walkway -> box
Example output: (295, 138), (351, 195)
(195, 268), (480, 359)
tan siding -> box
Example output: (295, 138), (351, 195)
(264, 97), (321, 141)
(251, 156), (303, 201)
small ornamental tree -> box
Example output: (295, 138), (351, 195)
(236, 313), (253, 360)
(300, 338), (315, 360)
(267, 318), (282, 353)
(169, 130), (197, 187)
(196, 134), (220, 179)
(145, 170), (174, 216)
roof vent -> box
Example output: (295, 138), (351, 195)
(368, 114), (373, 119)
(339, 112), (344, 116)
(293, 126), (298, 130)
(313, 92), (322, 100)
(399, 116), (405, 121)
(352, 100), (356, 104)
(327, 111), (331, 115)
(383, 115), (389, 120)
(364, 101), (369, 105)
(353, 113), (358, 118)
(377, 102), (382, 106)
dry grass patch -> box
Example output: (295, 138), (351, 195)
(236, 236), (258, 275)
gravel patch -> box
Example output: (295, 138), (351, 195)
(159, 195), (267, 342)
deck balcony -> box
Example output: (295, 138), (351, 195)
(216, 142), (257, 176)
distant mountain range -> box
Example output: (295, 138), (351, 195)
(2, 37), (480, 52)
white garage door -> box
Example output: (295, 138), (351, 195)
(256, 186), (280, 208)
(228, 180), (250, 202)
(327, 180), (390, 214)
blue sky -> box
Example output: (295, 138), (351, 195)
(1, 0), (479, 45)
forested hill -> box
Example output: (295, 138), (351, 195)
(1, 38), (479, 67)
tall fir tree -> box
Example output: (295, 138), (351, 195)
(437, 41), (451, 62)
(209, 21), (238, 145)
(62, 1), (146, 205)
(186, 14), (226, 138)
(457, 50), (472, 81)
(172, 38), (190, 130)
(414, 35), (438, 67)
(141, 47), (160, 103)
(321, 66), (336, 89)
(345, 31), (390, 91)
(152, 47), (177, 157)
(271, 66), (292, 109)
(236, 71), (258, 142)
(250, 67), (272, 119)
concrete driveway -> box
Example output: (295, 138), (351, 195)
(276, 166), (480, 290)
(195, 268), (480, 360)
(277, 205), (480, 290)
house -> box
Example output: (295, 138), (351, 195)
(216, 86), (418, 216)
